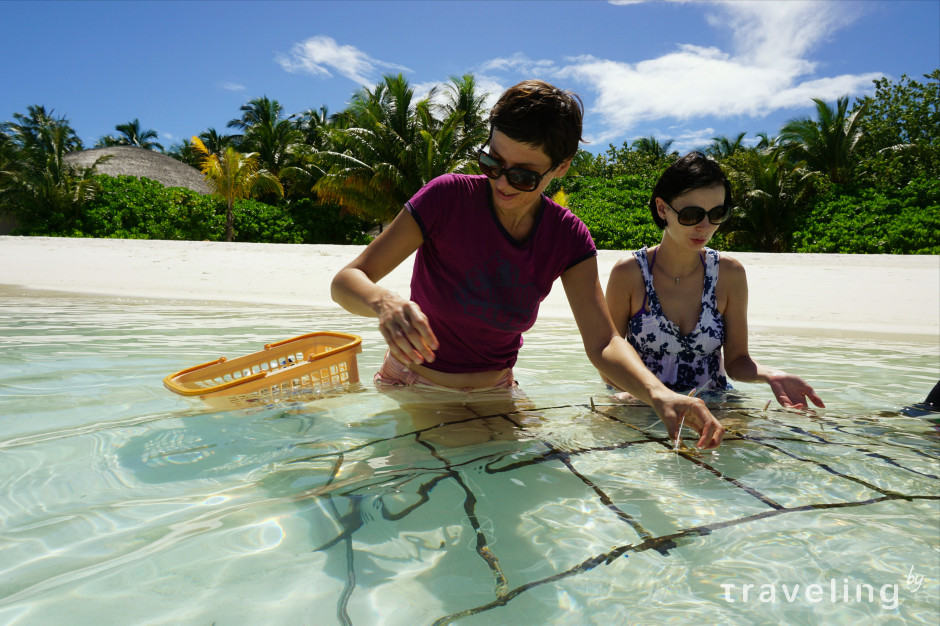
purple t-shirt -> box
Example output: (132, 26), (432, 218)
(405, 174), (596, 373)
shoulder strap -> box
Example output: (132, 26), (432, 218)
(702, 248), (720, 307)
(633, 246), (656, 316)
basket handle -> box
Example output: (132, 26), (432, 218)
(163, 359), (269, 396)
(264, 332), (361, 350)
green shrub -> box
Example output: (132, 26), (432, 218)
(232, 198), (302, 243)
(792, 176), (940, 254)
(565, 176), (660, 249)
(561, 175), (733, 251)
(289, 198), (375, 245)
(15, 174), (376, 244)
(48, 175), (225, 240)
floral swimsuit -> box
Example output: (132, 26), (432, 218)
(627, 246), (729, 393)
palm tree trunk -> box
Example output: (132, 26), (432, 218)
(225, 197), (234, 242)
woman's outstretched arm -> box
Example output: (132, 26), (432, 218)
(721, 257), (824, 409)
(562, 257), (725, 449)
(331, 210), (438, 365)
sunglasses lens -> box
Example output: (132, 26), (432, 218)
(478, 149), (545, 192)
(478, 152), (501, 179)
(505, 170), (539, 192)
(677, 207), (706, 226)
(709, 205), (732, 224)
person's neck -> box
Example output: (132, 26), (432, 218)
(652, 240), (703, 284)
(494, 196), (541, 241)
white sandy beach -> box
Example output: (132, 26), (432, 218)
(1, 236), (938, 340)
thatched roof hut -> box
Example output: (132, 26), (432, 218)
(0, 146), (210, 235)
(65, 146), (210, 195)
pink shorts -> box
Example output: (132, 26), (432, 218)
(374, 352), (515, 391)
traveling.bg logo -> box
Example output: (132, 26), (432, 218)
(719, 566), (926, 610)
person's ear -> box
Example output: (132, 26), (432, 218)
(553, 158), (572, 178)
(655, 198), (668, 221)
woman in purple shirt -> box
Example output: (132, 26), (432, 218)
(332, 80), (725, 449)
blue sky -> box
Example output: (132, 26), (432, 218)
(2, 0), (937, 155)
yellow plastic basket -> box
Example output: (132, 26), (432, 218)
(163, 332), (362, 409)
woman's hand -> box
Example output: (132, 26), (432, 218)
(376, 293), (439, 365)
(651, 390), (725, 449)
(767, 371), (825, 409)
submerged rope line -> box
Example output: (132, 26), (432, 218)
(416, 436), (510, 598)
(288, 396), (936, 625)
(431, 493), (940, 625)
(285, 403), (577, 465)
(740, 435), (905, 497)
(590, 405), (784, 508)
(321, 454), (355, 626)
(757, 410), (940, 463)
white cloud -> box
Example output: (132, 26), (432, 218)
(410, 80), (444, 104)
(277, 35), (411, 86)
(717, 0), (856, 64)
(669, 127), (718, 154)
(479, 52), (557, 77)
(553, 1), (882, 140)
(474, 76), (507, 112)
(218, 81), (246, 92)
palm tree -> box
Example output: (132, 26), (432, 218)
(296, 105), (335, 151)
(313, 75), (420, 223)
(164, 138), (200, 167)
(228, 95), (283, 134)
(227, 96), (302, 179)
(314, 74), (481, 224)
(725, 147), (814, 252)
(706, 132), (747, 159)
(1, 108), (106, 231)
(96, 119), (164, 151)
(286, 106), (340, 197)
(778, 96), (868, 184)
(191, 136), (283, 242)
(436, 74), (489, 147)
(5, 105), (83, 153)
(567, 149), (601, 177)
(414, 97), (483, 184)
(197, 128), (236, 156)
(94, 134), (120, 148)
(754, 132), (780, 151)
(631, 136), (676, 161)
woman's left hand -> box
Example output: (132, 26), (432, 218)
(767, 371), (825, 409)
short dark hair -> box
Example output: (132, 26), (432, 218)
(489, 80), (584, 167)
(649, 151), (732, 229)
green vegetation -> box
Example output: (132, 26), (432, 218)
(313, 74), (485, 223)
(9, 174), (372, 244)
(558, 70), (939, 254)
(0, 105), (103, 233)
(96, 118), (165, 151)
(191, 135), (284, 242)
(792, 178), (940, 254)
(1, 70), (937, 253)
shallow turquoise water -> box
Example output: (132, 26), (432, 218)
(0, 289), (938, 625)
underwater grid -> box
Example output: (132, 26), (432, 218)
(280, 395), (940, 624)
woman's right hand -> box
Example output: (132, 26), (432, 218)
(376, 293), (439, 365)
(651, 390), (725, 449)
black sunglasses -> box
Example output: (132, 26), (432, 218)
(663, 200), (733, 226)
(477, 144), (554, 192)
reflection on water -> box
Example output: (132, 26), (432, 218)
(0, 289), (938, 625)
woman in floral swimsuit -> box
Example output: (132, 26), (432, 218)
(604, 152), (824, 409)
